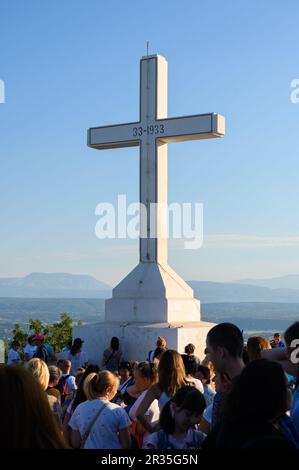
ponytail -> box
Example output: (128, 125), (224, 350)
(83, 370), (119, 400)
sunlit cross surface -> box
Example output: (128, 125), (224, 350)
(88, 54), (225, 265)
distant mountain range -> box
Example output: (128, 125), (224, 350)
(0, 272), (111, 298)
(234, 274), (299, 290)
(1, 272), (299, 303)
(188, 280), (299, 303)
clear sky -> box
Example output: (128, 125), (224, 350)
(0, 0), (299, 286)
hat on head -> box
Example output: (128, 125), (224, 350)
(32, 333), (44, 342)
(73, 337), (84, 346)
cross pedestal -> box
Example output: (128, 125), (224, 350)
(75, 55), (224, 361)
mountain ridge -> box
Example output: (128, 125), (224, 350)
(0, 272), (111, 298)
(0, 272), (299, 302)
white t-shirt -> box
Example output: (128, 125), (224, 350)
(69, 399), (131, 449)
(24, 344), (37, 359)
(147, 428), (206, 449)
(68, 351), (88, 374)
(7, 348), (21, 364)
(62, 374), (77, 394)
(129, 390), (160, 448)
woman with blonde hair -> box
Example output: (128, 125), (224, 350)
(26, 358), (62, 424)
(0, 365), (67, 449)
(135, 350), (189, 433)
(148, 336), (167, 362)
(69, 370), (131, 449)
(247, 336), (271, 362)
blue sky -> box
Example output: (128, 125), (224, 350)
(0, 0), (299, 286)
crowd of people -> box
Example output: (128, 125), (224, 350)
(1, 325), (299, 449)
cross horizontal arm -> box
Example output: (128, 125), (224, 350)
(88, 122), (140, 150)
(158, 113), (225, 143)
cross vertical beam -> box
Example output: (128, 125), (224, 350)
(139, 55), (168, 264)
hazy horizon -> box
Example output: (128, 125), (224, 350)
(1, 270), (299, 287)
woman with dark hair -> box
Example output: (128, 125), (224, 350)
(202, 359), (297, 449)
(0, 365), (67, 449)
(67, 338), (88, 375)
(115, 362), (134, 404)
(102, 337), (123, 372)
(181, 355), (204, 393)
(146, 386), (206, 449)
(184, 343), (200, 367)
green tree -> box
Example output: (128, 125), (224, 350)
(11, 313), (80, 353)
(45, 313), (73, 352)
(28, 319), (44, 335)
(12, 323), (28, 347)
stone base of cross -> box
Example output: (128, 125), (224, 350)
(73, 319), (216, 363)
(88, 54), (225, 325)
(105, 261), (201, 323)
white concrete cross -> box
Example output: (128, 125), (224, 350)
(88, 54), (225, 265)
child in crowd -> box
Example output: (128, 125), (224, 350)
(23, 335), (37, 361)
(147, 386), (206, 449)
(7, 340), (21, 365)
(56, 359), (77, 404)
(47, 365), (62, 401)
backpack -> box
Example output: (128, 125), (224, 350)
(56, 375), (70, 404)
(129, 421), (144, 449)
